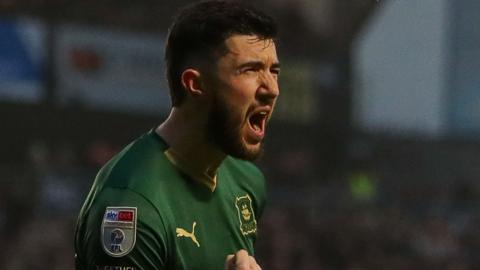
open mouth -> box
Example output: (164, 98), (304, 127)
(248, 110), (268, 139)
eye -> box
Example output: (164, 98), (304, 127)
(242, 67), (258, 74)
(271, 68), (280, 77)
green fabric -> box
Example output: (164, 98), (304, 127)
(75, 130), (266, 270)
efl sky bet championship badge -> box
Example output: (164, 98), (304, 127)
(101, 207), (137, 257)
(235, 194), (257, 236)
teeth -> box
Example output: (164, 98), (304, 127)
(259, 111), (267, 116)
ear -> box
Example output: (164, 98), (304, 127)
(181, 69), (203, 96)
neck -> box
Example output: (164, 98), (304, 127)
(156, 107), (226, 177)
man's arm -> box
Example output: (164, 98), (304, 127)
(75, 187), (169, 270)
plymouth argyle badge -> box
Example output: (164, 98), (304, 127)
(235, 195), (257, 236)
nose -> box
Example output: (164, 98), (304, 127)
(257, 71), (279, 103)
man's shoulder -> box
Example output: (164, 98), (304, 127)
(222, 157), (267, 219)
(108, 131), (166, 171)
(95, 132), (174, 193)
(222, 156), (266, 197)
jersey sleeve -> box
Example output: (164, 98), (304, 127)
(75, 187), (170, 270)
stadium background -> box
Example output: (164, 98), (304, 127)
(1, 0), (480, 269)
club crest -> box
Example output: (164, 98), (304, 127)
(101, 207), (137, 257)
(235, 194), (257, 236)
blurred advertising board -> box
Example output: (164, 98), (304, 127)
(448, 0), (480, 136)
(55, 24), (170, 114)
(274, 61), (318, 124)
(353, 0), (448, 137)
(0, 17), (45, 103)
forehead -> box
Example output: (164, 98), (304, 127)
(222, 35), (278, 63)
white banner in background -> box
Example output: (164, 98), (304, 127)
(55, 24), (170, 114)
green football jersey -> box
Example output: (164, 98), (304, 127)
(74, 130), (267, 270)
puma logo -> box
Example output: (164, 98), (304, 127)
(176, 222), (200, 247)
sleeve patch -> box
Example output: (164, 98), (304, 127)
(101, 207), (137, 257)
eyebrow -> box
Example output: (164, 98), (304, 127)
(238, 60), (281, 70)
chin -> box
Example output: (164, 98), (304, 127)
(207, 96), (265, 161)
(229, 140), (264, 161)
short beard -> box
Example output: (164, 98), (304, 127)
(207, 94), (263, 161)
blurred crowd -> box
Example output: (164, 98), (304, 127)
(1, 138), (480, 270)
(257, 181), (480, 270)
(0, 139), (113, 269)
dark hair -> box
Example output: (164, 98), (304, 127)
(165, 0), (278, 107)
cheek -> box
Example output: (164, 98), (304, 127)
(215, 77), (258, 115)
(229, 79), (258, 102)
